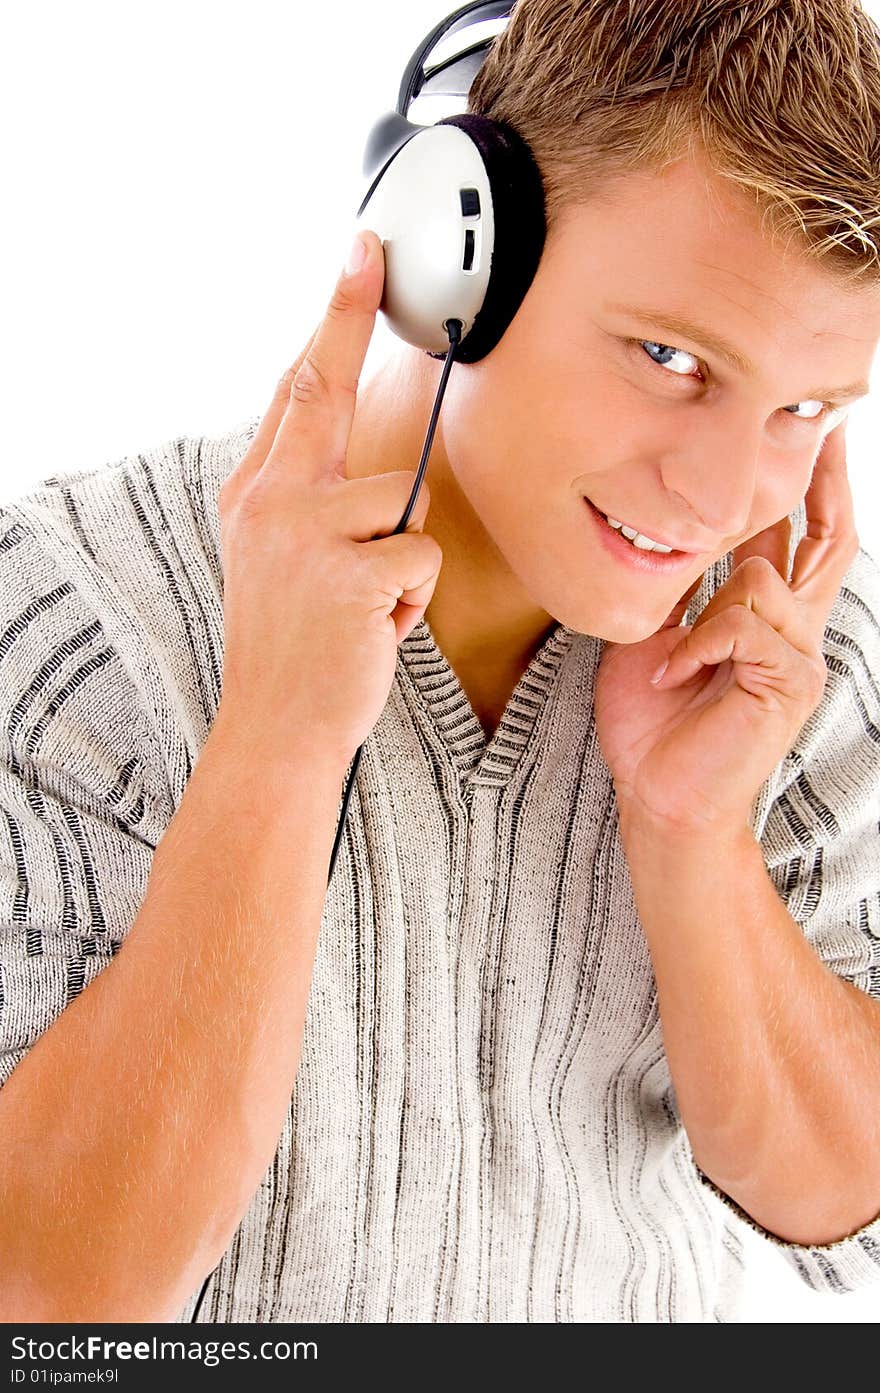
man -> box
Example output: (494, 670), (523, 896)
(1, 0), (879, 1322)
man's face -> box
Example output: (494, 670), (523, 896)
(436, 152), (880, 642)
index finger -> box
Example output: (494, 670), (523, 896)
(265, 226), (385, 482)
(789, 415), (860, 620)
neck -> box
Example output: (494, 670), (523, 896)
(345, 341), (557, 685)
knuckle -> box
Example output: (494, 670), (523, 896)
(424, 534), (443, 570)
(291, 353), (330, 403)
(726, 603), (753, 633)
(291, 350), (357, 406)
(234, 473), (274, 523)
(326, 283), (359, 319)
(809, 653), (829, 695)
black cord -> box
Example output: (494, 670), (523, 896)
(189, 316), (464, 1324)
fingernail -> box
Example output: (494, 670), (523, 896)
(344, 232), (367, 277)
(649, 659), (669, 685)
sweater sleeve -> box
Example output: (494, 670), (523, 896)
(692, 543), (880, 1295)
(0, 417), (257, 1093)
(0, 498), (170, 1092)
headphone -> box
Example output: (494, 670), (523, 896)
(354, 0), (547, 362)
(189, 0), (547, 1324)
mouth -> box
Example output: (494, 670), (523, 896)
(583, 497), (704, 574)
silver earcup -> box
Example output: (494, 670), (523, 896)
(355, 123), (494, 355)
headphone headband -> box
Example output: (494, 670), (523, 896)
(396, 1), (514, 116)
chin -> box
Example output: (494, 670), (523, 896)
(556, 598), (669, 645)
(598, 621), (666, 645)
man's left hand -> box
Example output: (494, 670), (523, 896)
(595, 418), (860, 839)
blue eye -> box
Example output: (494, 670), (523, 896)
(639, 340), (700, 378)
(636, 339), (834, 423)
(780, 399), (826, 420)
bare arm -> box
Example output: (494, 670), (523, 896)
(0, 720), (346, 1323)
(620, 812), (880, 1245)
(0, 227), (435, 1324)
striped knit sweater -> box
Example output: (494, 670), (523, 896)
(0, 416), (879, 1323)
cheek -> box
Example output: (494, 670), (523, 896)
(780, 451), (818, 510)
(443, 359), (565, 500)
(739, 465), (812, 545)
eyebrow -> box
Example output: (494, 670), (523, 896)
(604, 300), (871, 403)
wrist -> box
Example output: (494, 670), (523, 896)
(615, 801), (767, 942)
(616, 795), (757, 864)
(206, 706), (352, 790)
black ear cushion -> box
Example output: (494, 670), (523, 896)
(426, 111), (547, 364)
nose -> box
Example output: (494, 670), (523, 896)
(660, 411), (759, 542)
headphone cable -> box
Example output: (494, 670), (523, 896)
(189, 316), (463, 1324)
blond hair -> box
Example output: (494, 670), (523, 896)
(466, 0), (880, 285)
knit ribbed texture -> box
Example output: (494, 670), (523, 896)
(0, 418), (878, 1322)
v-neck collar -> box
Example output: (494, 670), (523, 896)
(397, 616), (576, 790)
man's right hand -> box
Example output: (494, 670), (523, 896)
(215, 228), (443, 773)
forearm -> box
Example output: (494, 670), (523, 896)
(619, 809), (880, 1246)
(0, 716), (346, 1322)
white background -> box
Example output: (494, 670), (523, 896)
(1, 0), (878, 1322)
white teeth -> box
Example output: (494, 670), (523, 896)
(602, 514), (674, 553)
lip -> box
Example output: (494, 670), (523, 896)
(587, 500), (701, 554)
(583, 497), (702, 573)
